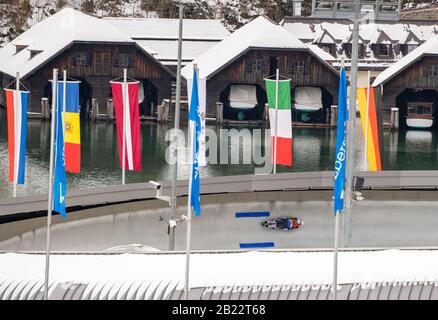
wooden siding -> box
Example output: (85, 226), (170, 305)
(6, 43), (173, 113)
(205, 49), (339, 116)
(380, 55), (438, 114)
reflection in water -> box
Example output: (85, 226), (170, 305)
(1, 110), (438, 198)
(384, 129), (438, 171)
(387, 129), (399, 167)
(405, 130), (433, 142)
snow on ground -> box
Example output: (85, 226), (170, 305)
(2, 249), (438, 291)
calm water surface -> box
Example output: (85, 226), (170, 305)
(0, 109), (437, 199)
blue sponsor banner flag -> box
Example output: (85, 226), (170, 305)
(53, 82), (67, 219)
(334, 68), (348, 215)
(188, 68), (201, 217)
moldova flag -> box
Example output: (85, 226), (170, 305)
(58, 81), (81, 173)
(5, 88), (29, 185)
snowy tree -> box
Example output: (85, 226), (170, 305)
(81, 0), (96, 14)
(0, 0), (33, 45)
(96, 0), (124, 16)
(1, 0), (436, 47)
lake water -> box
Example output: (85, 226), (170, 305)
(0, 109), (437, 199)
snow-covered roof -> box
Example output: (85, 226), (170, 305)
(399, 29), (421, 45)
(2, 249), (438, 300)
(313, 29), (336, 44)
(0, 8), (135, 78)
(182, 16), (337, 80)
(282, 18), (438, 69)
(284, 20), (438, 44)
(307, 44), (336, 61)
(373, 35), (438, 87)
(370, 29), (392, 44)
(104, 17), (229, 66)
(135, 39), (223, 66)
(105, 17), (230, 41)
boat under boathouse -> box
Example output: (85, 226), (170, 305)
(373, 35), (438, 130)
(181, 16), (340, 125)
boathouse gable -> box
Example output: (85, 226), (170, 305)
(21, 42), (173, 116)
(205, 48), (339, 119)
(0, 7), (174, 118)
(373, 36), (438, 129)
(183, 16), (339, 124)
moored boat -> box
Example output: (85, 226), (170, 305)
(406, 101), (434, 129)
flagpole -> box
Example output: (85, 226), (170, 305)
(273, 68), (279, 174)
(184, 64), (197, 301)
(44, 68), (58, 300)
(122, 69), (127, 185)
(333, 210), (340, 300)
(63, 70), (67, 114)
(333, 58), (346, 301)
(184, 151), (193, 300)
(169, 2), (184, 251)
(364, 70), (371, 171)
(13, 72), (19, 198)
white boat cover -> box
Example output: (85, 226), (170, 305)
(229, 85), (258, 110)
(294, 87), (323, 111)
(138, 81), (145, 104)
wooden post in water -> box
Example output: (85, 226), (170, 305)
(41, 98), (50, 120)
(216, 102), (223, 125)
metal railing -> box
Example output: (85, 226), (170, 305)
(1, 171), (438, 216)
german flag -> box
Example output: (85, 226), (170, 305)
(357, 87), (382, 171)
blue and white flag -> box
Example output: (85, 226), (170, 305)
(334, 68), (348, 215)
(53, 83), (67, 219)
(188, 68), (201, 217)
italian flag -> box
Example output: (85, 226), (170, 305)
(265, 79), (293, 166)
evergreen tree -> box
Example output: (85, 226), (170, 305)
(81, 0), (96, 14)
(96, 0), (124, 17)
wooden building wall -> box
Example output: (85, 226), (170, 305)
(13, 43), (173, 113)
(380, 55), (438, 123)
(205, 49), (339, 117)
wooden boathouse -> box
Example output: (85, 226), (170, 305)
(181, 16), (340, 125)
(373, 36), (438, 130)
(0, 8), (174, 119)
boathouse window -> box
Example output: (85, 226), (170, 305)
(288, 60), (305, 74)
(427, 64), (438, 78)
(117, 53), (134, 67)
(75, 52), (89, 66)
(94, 52), (111, 75)
(29, 49), (43, 59)
(377, 44), (390, 57)
(248, 58), (263, 73)
(408, 104), (432, 116)
(406, 44), (417, 54)
(321, 45), (333, 55)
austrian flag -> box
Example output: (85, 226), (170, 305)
(111, 81), (142, 171)
(5, 88), (29, 184)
